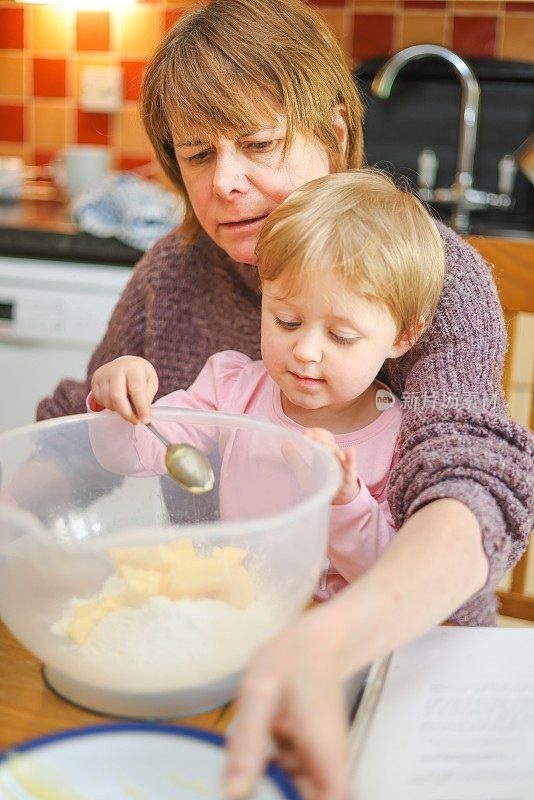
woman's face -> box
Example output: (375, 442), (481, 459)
(173, 114), (332, 264)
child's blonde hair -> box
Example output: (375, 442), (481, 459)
(256, 169), (446, 342)
(141, 0), (364, 242)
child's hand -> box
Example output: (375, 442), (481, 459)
(90, 356), (158, 425)
(303, 428), (359, 505)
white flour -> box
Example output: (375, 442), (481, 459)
(51, 592), (287, 693)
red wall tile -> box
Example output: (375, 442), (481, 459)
(0, 104), (25, 142)
(353, 14), (394, 61)
(33, 58), (67, 99)
(77, 109), (110, 145)
(34, 149), (57, 167)
(404, 1), (447, 8)
(76, 11), (110, 52)
(0, 7), (24, 50)
(165, 9), (184, 32)
(121, 60), (147, 102)
(452, 16), (497, 58)
(505, 2), (534, 11)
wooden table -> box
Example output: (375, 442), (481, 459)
(0, 620), (235, 751)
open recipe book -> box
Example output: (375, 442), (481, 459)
(348, 626), (534, 800)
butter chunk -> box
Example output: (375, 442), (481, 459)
(63, 539), (257, 644)
(165, 557), (233, 600)
(166, 539), (196, 559)
(218, 565), (257, 609)
(119, 564), (163, 603)
(67, 594), (125, 644)
(213, 546), (246, 566)
(109, 544), (168, 572)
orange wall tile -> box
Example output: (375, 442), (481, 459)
(321, 10), (350, 57)
(0, 0), (533, 170)
(0, 54), (24, 97)
(0, 143), (26, 160)
(30, 6), (69, 52)
(501, 15), (534, 58)
(117, 106), (151, 151)
(117, 7), (163, 55)
(33, 104), (67, 148)
(398, 13), (448, 48)
(76, 12), (111, 52)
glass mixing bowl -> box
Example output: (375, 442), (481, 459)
(0, 408), (340, 718)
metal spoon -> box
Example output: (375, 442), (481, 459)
(145, 422), (214, 494)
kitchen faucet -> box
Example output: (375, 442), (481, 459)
(371, 44), (513, 233)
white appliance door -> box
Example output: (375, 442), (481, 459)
(0, 256), (131, 434)
(0, 339), (93, 433)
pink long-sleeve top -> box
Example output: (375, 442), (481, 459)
(87, 350), (402, 600)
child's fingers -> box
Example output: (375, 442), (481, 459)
(90, 374), (106, 403)
(127, 373), (154, 424)
(281, 441), (314, 493)
(303, 428), (345, 460)
(343, 447), (357, 479)
(107, 372), (138, 423)
(332, 447), (359, 505)
(340, 448), (357, 490)
(89, 358), (159, 424)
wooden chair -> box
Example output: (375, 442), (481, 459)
(467, 237), (534, 622)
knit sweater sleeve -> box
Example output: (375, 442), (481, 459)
(383, 224), (534, 624)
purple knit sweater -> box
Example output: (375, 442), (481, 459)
(37, 224), (534, 625)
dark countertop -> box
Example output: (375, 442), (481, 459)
(0, 199), (143, 267)
(0, 198), (532, 270)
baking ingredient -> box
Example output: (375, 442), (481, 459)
(64, 539), (256, 644)
(50, 537), (288, 694)
(51, 593), (286, 693)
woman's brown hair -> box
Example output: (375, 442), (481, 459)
(141, 0), (364, 241)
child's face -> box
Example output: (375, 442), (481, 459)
(261, 272), (409, 423)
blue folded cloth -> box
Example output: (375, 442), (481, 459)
(72, 172), (183, 251)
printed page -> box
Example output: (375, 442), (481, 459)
(351, 626), (534, 800)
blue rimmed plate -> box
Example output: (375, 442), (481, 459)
(0, 723), (300, 799)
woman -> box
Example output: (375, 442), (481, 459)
(37, 1), (533, 798)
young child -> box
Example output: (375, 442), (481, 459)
(89, 169), (445, 599)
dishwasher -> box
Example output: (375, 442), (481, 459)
(0, 256), (131, 433)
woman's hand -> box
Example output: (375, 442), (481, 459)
(304, 428), (359, 505)
(90, 356), (158, 424)
(224, 607), (352, 800)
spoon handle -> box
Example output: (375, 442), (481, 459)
(145, 422), (170, 449)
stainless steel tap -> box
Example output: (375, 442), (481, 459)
(371, 45), (512, 233)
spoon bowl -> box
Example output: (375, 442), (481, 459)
(145, 422), (214, 494)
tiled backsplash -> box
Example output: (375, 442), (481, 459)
(0, 0), (533, 171)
